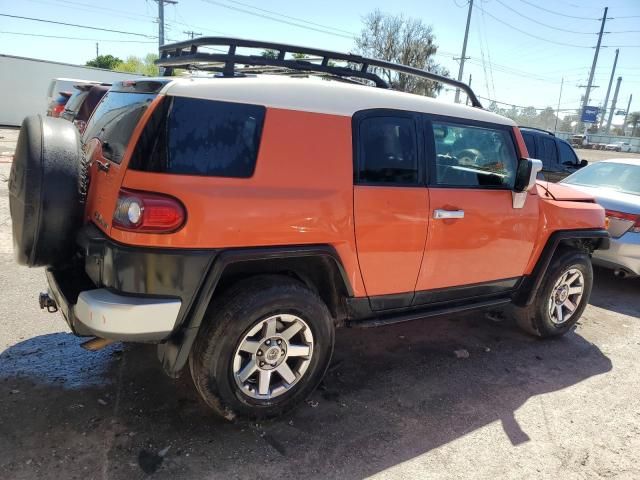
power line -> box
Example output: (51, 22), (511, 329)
(474, 5), (594, 48)
(0, 13), (157, 38)
(517, 0), (600, 20)
(222, 0), (354, 36)
(199, 0), (354, 39)
(0, 30), (157, 43)
(496, 0), (597, 34)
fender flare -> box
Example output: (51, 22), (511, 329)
(514, 229), (610, 307)
(158, 245), (352, 377)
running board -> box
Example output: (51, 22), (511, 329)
(347, 297), (511, 328)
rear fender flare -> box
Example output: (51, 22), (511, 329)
(158, 245), (352, 377)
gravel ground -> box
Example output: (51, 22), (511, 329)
(1, 145), (639, 479)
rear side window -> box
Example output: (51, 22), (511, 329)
(130, 97), (265, 178)
(558, 141), (578, 165)
(522, 132), (536, 157)
(431, 122), (517, 188)
(356, 116), (419, 185)
(535, 136), (559, 168)
(83, 92), (156, 164)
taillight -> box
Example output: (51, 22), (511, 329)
(113, 189), (186, 233)
(51, 103), (65, 117)
(605, 209), (640, 236)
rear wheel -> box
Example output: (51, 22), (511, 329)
(513, 249), (593, 338)
(189, 275), (334, 419)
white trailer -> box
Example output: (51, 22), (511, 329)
(0, 54), (143, 126)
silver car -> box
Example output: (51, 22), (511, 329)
(561, 158), (640, 277)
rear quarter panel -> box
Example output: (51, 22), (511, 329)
(115, 107), (366, 296)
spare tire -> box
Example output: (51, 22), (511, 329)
(9, 115), (82, 267)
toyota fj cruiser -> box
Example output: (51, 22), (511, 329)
(9, 38), (609, 419)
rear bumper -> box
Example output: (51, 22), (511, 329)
(593, 231), (640, 276)
(45, 223), (217, 341)
(45, 268), (182, 341)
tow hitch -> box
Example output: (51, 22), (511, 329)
(39, 292), (58, 313)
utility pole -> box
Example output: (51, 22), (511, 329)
(600, 48), (619, 131)
(622, 93), (632, 136)
(95, 42), (99, 59)
(580, 6), (608, 130)
(605, 76), (622, 133)
(183, 30), (202, 39)
(465, 74), (472, 106)
(454, 0), (473, 104)
(154, 0), (178, 51)
(554, 77), (564, 134)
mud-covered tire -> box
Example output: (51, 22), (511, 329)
(513, 249), (593, 338)
(9, 115), (82, 267)
(189, 275), (334, 420)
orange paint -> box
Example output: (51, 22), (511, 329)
(417, 188), (539, 290)
(513, 127), (529, 158)
(353, 186), (429, 296)
(115, 107), (367, 296)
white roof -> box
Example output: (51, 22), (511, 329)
(162, 75), (515, 125)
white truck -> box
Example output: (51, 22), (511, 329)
(0, 54), (141, 126)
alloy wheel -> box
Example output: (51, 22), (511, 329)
(232, 314), (314, 400)
(548, 268), (585, 325)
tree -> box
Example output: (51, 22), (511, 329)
(114, 53), (159, 76)
(354, 10), (449, 96)
(628, 111), (640, 137)
(261, 49), (278, 59)
(86, 54), (122, 70)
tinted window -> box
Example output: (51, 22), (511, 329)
(130, 97), (265, 178)
(83, 92), (156, 164)
(563, 162), (640, 196)
(558, 141), (578, 165)
(357, 116), (418, 184)
(431, 122), (517, 188)
(522, 132), (536, 157)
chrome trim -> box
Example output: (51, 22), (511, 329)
(434, 209), (465, 219)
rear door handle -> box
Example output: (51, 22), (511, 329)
(434, 209), (464, 219)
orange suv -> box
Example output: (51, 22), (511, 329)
(9, 38), (609, 419)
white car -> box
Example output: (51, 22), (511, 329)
(561, 158), (640, 277)
(604, 142), (632, 152)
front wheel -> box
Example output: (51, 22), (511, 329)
(189, 275), (334, 419)
(513, 249), (593, 338)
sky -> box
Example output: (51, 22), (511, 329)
(1, 0), (640, 119)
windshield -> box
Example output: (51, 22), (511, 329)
(563, 161), (640, 196)
(83, 92), (156, 164)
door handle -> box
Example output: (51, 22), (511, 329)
(434, 209), (464, 219)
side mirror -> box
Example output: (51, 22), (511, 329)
(512, 158), (543, 209)
(514, 158), (543, 193)
(580, 159), (588, 167)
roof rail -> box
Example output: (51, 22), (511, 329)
(519, 126), (555, 136)
(156, 37), (483, 108)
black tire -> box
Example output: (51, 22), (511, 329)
(189, 275), (335, 420)
(9, 115), (82, 267)
(513, 249), (593, 338)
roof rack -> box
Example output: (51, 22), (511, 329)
(156, 37), (483, 108)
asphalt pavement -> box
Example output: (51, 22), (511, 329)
(1, 147), (639, 479)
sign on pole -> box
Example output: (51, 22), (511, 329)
(581, 106), (599, 123)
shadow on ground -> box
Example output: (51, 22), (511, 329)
(0, 308), (612, 480)
(589, 266), (640, 318)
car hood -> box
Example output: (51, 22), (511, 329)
(536, 180), (596, 202)
(558, 184), (640, 214)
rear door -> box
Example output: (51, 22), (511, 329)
(353, 111), (429, 308)
(82, 87), (160, 234)
(415, 118), (539, 299)
(535, 135), (563, 182)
